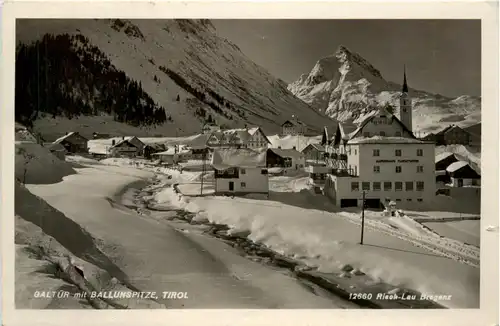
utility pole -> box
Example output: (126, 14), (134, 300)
(200, 150), (206, 195)
(360, 190), (366, 245)
(200, 120), (209, 196)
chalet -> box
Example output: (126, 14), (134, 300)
(47, 142), (67, 160)
(266, 148), (305, 170)
(143, 143), (166, 159)
(152, 147), (191, 165)
(428, 124), (475, 146)
(53, 132), (89, 154)
(281, 118), (307, 136)
(301, 143), (325, 163)
(212, 148), (269, 195)
(206, 127), (270, 150)
(109, 136), (145, 158)
(247, 127), (272, 149)
(186, 134), (212, 160)
(446, 161), (481, 187)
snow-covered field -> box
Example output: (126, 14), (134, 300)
(423, 220), (480, 247)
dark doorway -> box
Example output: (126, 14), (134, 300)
(229, 182), (234, 191)
(340, 198), (358, 208)
(458, 179), (463, 187)
(365, 198), (382, 209)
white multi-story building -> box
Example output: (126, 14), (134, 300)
(212, 148), (269, 196)
(323, 70), (436, 209)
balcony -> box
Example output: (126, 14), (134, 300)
(330, 168), (358, 178)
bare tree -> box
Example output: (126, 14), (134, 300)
(16, 147), (36, 184)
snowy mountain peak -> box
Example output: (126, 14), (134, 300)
(335, 45), (384, 80)
(288, 45), (481, 134)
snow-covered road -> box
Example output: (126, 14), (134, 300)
(24, 165), (347, 308)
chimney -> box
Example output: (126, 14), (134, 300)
(122, 136), (125, 140)
(293, 146), (296, 150)
(112, 140), (116, 146)
(278, 146), (282, 149)
(66, 131), (69, 135)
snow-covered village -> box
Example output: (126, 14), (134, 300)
(12, 19), (485, 310)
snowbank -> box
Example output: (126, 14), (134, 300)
(153, 188), (480, 308)
(15, 141), (76, 184)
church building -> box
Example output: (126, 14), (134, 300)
(322, 68), (436, 209)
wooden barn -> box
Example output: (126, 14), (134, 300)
(53, 132), (89, 154)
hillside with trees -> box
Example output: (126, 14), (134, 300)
(15, 33), (172, 128)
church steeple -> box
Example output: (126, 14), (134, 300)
(402, 65), (409, 93)
(399, 65), (412, 133)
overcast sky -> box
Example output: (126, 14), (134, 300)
(212, 20), (481, 98)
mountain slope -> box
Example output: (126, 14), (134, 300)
(288, 45), (481, 135)
(16, 19), (332, 140)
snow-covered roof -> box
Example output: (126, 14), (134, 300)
(211, 148), (267, 169)
(303, 143), (325, 152)
(347, 136), (430, 145)
(186, 134), (210, 149)
(338, 122), (358, 140)
(110, 136), (144, 149)
(435, 152), (456, 163)
(53, 132), (77, 144)
(269, 148), (304, 159)
(446, 161), (470, 173)
(247, 127), (259, 135)
(153, 148), (191, 156)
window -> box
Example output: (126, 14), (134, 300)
(373, 166), (380, 173)
(362, 182), (370, 191)
(241, 168), (246, 174)
(395, 131), (402, 137)
(407, 198), (412, 202)
(373, 149), (380, 157)
(417, 166), (424, 173)
(416, 181), (424, 191)
(472, 179), (478, 186)
(363, 132), (370, 137)
(261, 169), (268, 175)
(384, 182), (392, 191)
(396, 199), (402, 202)
(417, 149), (423, 156)
(380, 131), (386, 136)
(354, 149), (357, 155)
(395, 182), (403, 191)
(373, 182), (381, 191)
(351, 182), (359, 191)
(417, 198), (423, 202)
(241, 182), (246, 188)
(395, 149), (402, 156)
(396, 166), (402, 173)
(405, 182), (414, 191)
